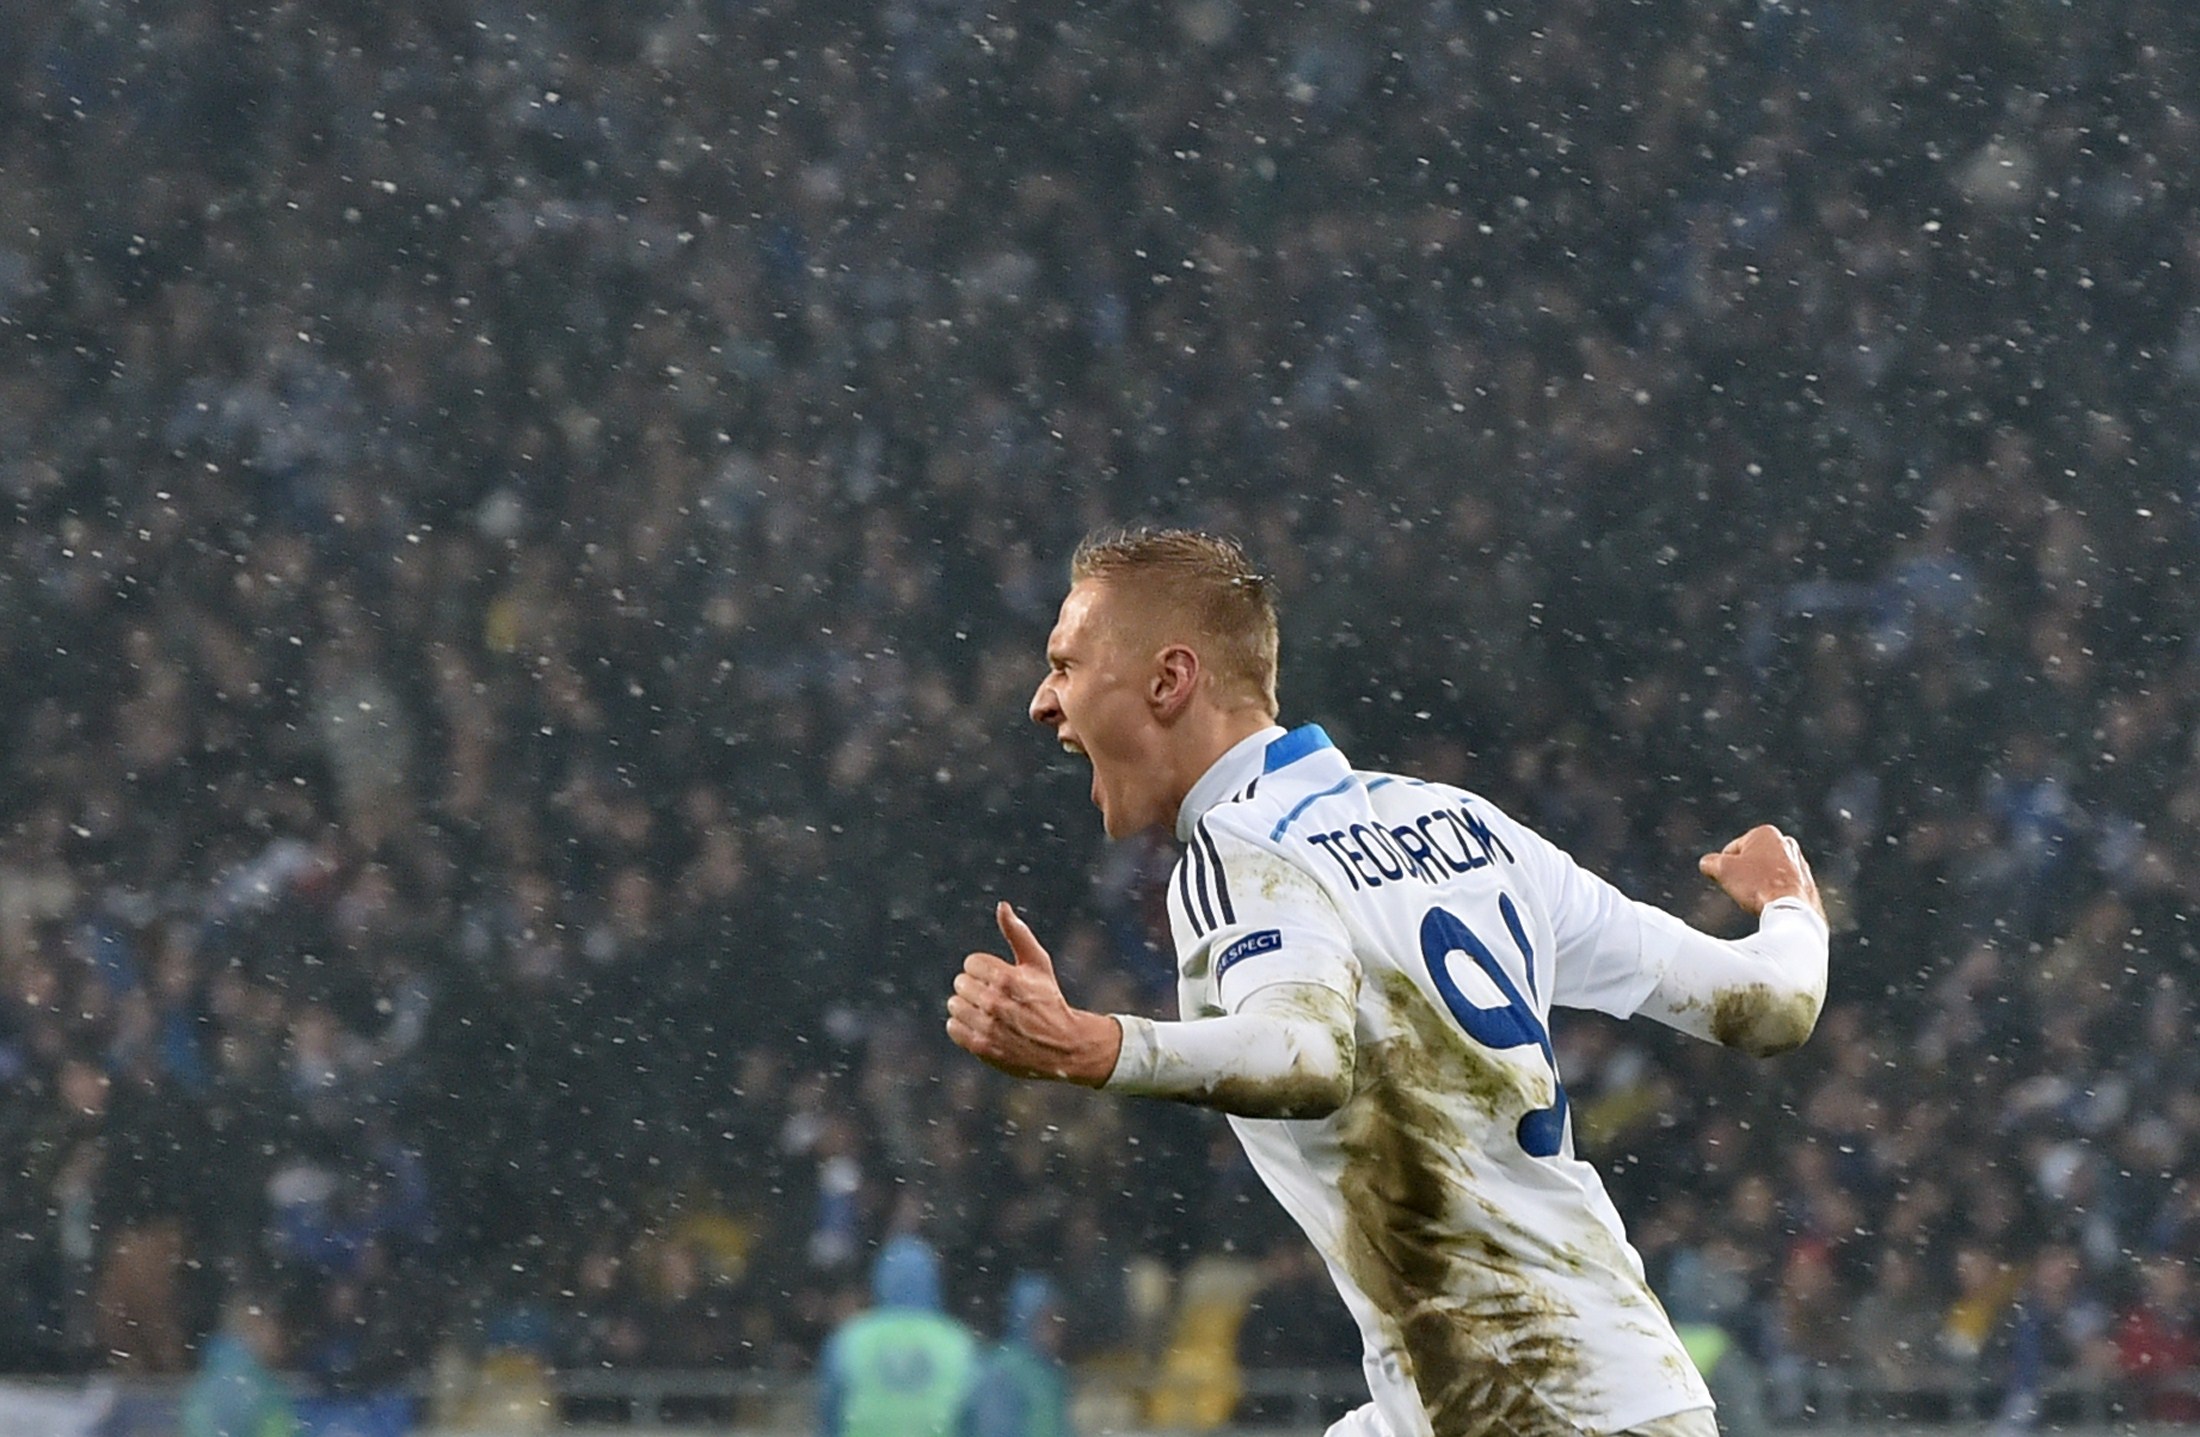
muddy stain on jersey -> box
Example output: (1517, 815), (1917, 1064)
(1184, 981), (1358, 1119)
(1174, 845), (1361, 1120)
(1706, 981), (1819, 1056)
(1241, 844), (1342, 909)
(1334, 971), (1585, 1436)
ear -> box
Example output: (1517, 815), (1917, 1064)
(1149, 644), (1200, 722)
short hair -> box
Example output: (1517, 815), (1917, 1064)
(1070, 527), (1279, 715)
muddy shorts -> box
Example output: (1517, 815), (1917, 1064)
(1322, 1403), (1720, 1437)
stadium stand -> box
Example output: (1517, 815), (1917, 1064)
(2, 0), (2198, 1427)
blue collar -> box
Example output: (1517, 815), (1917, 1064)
(1174, 723), (1334, 841)
(1262, 723), (1334, 773)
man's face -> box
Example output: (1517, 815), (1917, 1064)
(1030, 580), (1170, 839)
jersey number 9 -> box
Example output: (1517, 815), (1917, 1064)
(1418, 895), (1570, 1158)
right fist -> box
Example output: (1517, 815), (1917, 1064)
(1699, 825), (1822, 921)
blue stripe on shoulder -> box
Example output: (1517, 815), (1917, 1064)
(1269, 774), (1357, 841)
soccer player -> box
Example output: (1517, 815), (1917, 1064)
(946, 529), (1829, 1437)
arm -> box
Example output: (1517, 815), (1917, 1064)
(945, 904), (1356, 1119)
(1631, 898), (1828, 1057)
(1638, 825), (1828, 1057)
(1505, 811), (1828, 1058)
(1106, 981), (1354, 1119)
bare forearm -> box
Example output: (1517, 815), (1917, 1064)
(1103, 982), (1355, 1119)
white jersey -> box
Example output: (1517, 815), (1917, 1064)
(1162, 724), (1715, 1437)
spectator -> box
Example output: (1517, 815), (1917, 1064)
(1943, 1245), (2024, 1379)
(1766, 1239), (1855, 1418)
(972, 1273), (1073, 1437)
(180, 1295), (295, 1437)
(817, 1237), (978, 1437)
(2113, 1254), (2200, 1422)
(1233, 1241), (1363, 1426)
(91, 1048), (203, 1373)
(1992, 1243), (2119, 1428)
(1849, 1247), (1946, 1396)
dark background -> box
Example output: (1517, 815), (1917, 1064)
(2, 0), (2196, 1416)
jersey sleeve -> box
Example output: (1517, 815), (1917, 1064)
(1633, 898), (1828, 1055)
(1474, 801), (1829, 1048)
(1104, 983), (1356, 1119)
(1169, 811), (1359, 1014)
(1468, 799), (1686, 1018)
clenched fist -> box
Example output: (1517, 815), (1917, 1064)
(1699, 825), (1824, 922)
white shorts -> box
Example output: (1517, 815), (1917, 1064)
(1621, 1409), (1720, 1437)
(1323, 1402), (1720, 1437)
(1323, 1402), (1394, 1437)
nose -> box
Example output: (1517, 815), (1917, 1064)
(1030, 675), (1062, 728)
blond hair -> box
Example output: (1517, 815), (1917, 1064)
(1070, 528), (1279, 716)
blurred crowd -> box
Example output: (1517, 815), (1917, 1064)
(3, 0), (2199, 1423)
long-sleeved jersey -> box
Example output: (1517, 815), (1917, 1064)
(1105, 724), (1828, 1437)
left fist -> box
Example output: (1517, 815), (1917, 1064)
(946, 902), (1122, 1086)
